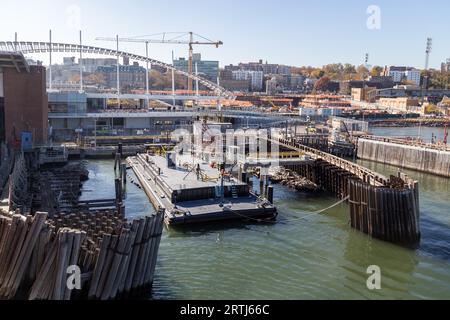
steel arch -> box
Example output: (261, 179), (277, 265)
(0, 41), (235, 99)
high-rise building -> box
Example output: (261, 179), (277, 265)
(383, 66), (421, 86)
(232, 70), (263, 92)
(173, 55), (219, 82)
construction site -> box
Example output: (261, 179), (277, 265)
(0, 22), (449, 302)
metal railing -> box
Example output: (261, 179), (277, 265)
(272, 137), (390, 186)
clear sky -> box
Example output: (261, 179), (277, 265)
(0, 0), (449, 69)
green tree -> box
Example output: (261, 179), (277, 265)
(322, 63), (344, 80)
(355, 65), (369, 80)
(370, 66), (384, 77)
(310, 69), (325, 79)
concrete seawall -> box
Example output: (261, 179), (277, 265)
(358, 138), (450, 177)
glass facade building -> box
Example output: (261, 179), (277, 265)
(173, 57), (219, 82)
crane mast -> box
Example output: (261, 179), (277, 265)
(96, 32), (223, 94)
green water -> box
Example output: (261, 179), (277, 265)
(80, 127), (450, 299)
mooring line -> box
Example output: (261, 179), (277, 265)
(223, 196), (350, 224)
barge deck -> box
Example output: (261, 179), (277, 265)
(127, 153), (277, 226)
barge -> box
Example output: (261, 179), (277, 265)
(127, 153), (277, 226)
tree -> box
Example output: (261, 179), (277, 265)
(343, 63), (356, 75)
(355, 65), (369, 80)
(310, 69), (325, 79)
(371, 66), (384, 77)
(149, 70), (186, 90)
(429, 70), (450, 89)
(322, 63), (344, 80)
(314, 76), (331, 92)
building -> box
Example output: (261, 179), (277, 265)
(48, 92), (87, 114)
(438, 96), (450, 116)
(441, 59), (450, 73)
(383, 66), (421, 86)
(299, 107), (317, 117)
(232, 70), (264, 92)
(97, 64), (146, 90)
(225, 60), (292, 76)
(340, 77), (394, 95)
(173, 54), (219, 82)
(351, 87), (377, 102)
(298, 95), (351, 118)
(79, 58), (117, 73)
(378, 97), (420, 113)
(0, 52), (48, 146)
(376, 87), (450, 103)
(220, 80), (250, 92)
(63, 57), (76, 65)
(219, 69), (233, 81)
(289, 74), (305, 90)
(266, 77), (279, 95)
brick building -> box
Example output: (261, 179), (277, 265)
(0, 53), (48, 147)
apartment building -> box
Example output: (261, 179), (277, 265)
(232, 70), (264, 91)
(383, 66), (421, 86)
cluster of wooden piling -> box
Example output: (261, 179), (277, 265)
(348, 177), (420, 245)
(286, 160), (421, 245)
(268, 167), (319, 192)
(86, 213), (164, 300)
(286, 159), (356, 199)
(0, 208), (164, 300)
(39, 162), (88, 215)
(274, 137), (422, 246)
(29, 227), (87, 300)
(0, 212), (48, 299)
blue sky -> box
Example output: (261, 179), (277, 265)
(0, 0), (449, 69)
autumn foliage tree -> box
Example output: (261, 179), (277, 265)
(314, 76), (331, 92)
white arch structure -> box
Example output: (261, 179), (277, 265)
(0, 41), (235, 100)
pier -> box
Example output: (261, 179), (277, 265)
(268, 136), (421, 245)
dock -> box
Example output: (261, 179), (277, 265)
(128, 153), (277, 226)
(268, 136), (421, 246)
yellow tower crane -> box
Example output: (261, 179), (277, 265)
(96, 32), (223, 93)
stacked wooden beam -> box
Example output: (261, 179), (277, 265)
(0, 208), (165, 300)
(0, 212), (48, 299)
(28, 228), (87, 300)
(88, 214), (164, 300)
